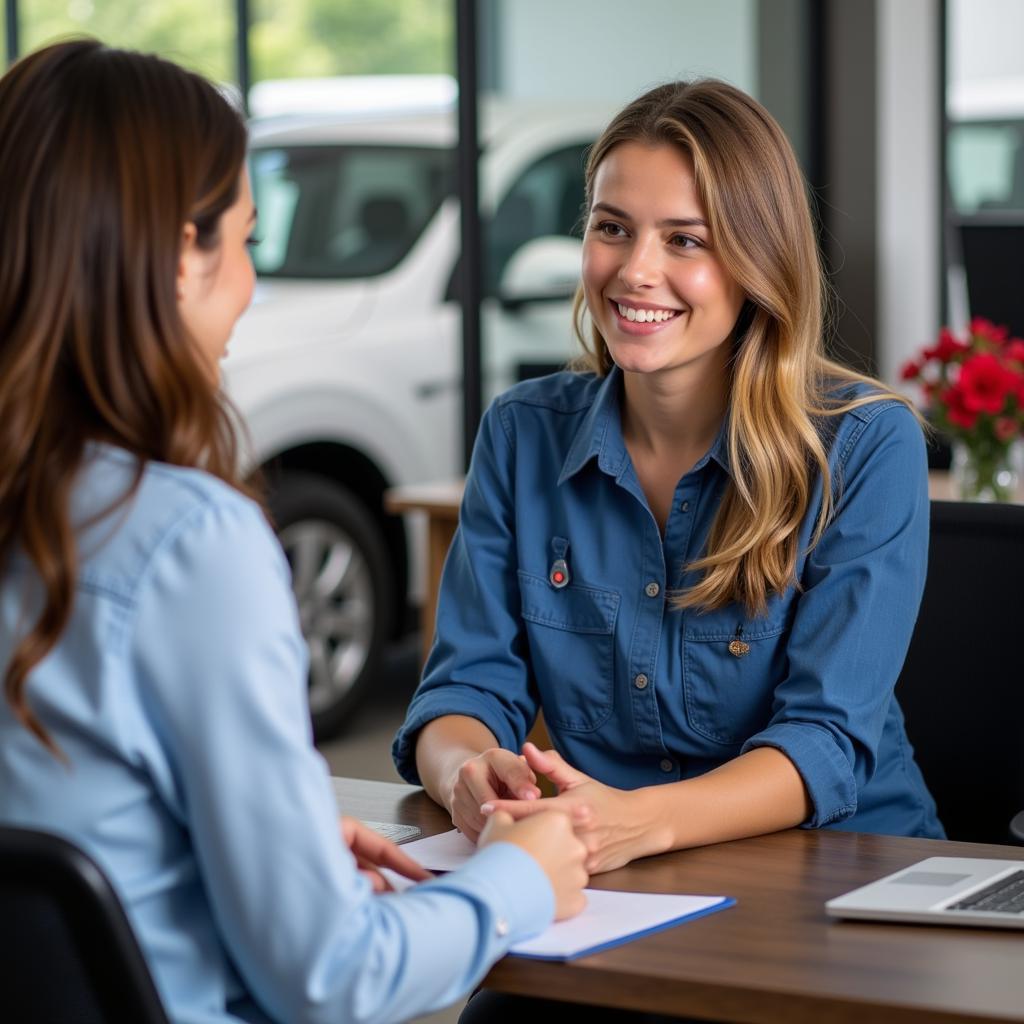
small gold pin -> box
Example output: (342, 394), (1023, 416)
(728, 626), (750, 658)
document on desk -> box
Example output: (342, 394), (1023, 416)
(395, 829), (734, 961)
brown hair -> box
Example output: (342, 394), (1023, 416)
(573, 80), (915, 616)
(0, 40), (250, 753)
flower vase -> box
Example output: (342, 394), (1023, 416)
(950, 439), (1021, 502)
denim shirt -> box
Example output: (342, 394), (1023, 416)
(394, 369), (944, 838)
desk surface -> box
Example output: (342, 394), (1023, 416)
(333, 777), (1024, 1024)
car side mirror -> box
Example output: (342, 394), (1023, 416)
(497, 236), (582, 311)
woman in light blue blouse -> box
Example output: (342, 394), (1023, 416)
(0, 40), (589, 1024)
(397, 79), (944, 876)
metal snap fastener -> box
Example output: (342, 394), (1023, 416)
(634, 673), (648, 690)
(660, 758), (674, 772)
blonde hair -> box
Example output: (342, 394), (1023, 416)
(573, 80), (916, 617)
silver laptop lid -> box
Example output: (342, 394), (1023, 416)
(826, 856), (1024, 929)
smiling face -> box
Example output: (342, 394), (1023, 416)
(581, 141), (746, 385)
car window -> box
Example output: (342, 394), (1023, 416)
(250, 145), (452, 278)
(484, 143), (590, 295)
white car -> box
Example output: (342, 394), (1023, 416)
(224, 99), (611, 736)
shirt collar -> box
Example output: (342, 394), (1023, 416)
(558, 366), (733, 485)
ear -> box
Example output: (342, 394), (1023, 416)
(176, 222), (199, 304)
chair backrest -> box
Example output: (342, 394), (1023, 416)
(894, 499), (1024, 845)
(0, 826), (170, 1023)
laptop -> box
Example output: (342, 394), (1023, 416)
(826, 857), (1024, 929)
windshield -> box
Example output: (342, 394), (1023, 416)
(249, 144), (453, 279)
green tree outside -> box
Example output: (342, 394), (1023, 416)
(16, 0), (451, 84)
(251, 0), (451, 80)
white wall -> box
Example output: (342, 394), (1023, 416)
(495, 0), (756, 105)
(876, 0), (941, 385)
(949, 0), (1024, 96)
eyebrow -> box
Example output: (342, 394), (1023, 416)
(591, 202), (707, 229)
(248, 207), (258, 224)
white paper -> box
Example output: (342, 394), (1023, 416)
(397, 829), (731, 960)
(400, 827), (476, 870)
(509, 888), (728, 959)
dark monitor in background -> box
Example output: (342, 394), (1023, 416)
(958, 221), (1024, 337)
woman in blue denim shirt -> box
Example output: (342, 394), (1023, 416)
(396, 79), (944, 877)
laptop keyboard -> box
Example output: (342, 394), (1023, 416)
(947, 870), (1024, 915)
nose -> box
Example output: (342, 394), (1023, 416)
(618, 234), (662, 289)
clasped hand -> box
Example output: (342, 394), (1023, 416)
(447, 741), (668, 873)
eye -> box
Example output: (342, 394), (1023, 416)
(245, 235), (262, 249)
(669, 233), (701, 250)
(593, 220), (627, 238)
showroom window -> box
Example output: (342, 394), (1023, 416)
(946, 0), (1024, 334)
(17, 0), (236, 83)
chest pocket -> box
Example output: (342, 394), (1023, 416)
(682, 609), (789, 746)
(518, 571), (620, 732)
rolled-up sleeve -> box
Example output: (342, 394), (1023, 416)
(132, 493), (553, 1024)
(741, 402), (929, 827)
(393, 401), (538, 783)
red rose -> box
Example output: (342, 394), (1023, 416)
(970, 317), (1009, 343)
(1005, 339), (1024, 364)
(924, 328), (968, 363)
(958, 353), (1015, 414)
(995, 417), (1019, 442)
(942, 385), (978, 429)
(900, 358), (922, 381)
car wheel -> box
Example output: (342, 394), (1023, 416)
(268, 471), (393, 740)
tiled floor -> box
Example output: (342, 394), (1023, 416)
(316, 634), (465, 1024)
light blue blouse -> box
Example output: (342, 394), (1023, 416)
(0, 444), (553, 1024)
(394, 369), (943, 839)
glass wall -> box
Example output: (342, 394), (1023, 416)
(946, 0), (1024, 334)
(19, 0), (235, 82)
(249, 0), (451, 83)
(476, 0), (814, 403)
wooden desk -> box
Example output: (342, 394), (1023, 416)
(333, 777), (1024, 1024)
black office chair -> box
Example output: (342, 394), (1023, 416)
(894, 500), (1024, 846)
(0, 826), (170, 1023)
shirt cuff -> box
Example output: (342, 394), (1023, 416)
(392, 686), (520, 785)
(741, 721), (858, 828)
(421, 841), (555, 945)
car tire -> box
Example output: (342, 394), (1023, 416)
(267, 471), (393, 740)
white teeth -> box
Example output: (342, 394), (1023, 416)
(616, 302), (677, 323)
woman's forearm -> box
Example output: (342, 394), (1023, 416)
(654, 746), (812, 850)
(414, 715), (500, 810)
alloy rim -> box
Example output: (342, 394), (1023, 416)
(278, 519), (374, 714)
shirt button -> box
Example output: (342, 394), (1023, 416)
(634, 673), (649, 690)
(495, 917), (510, 937)
(660, 758), (674, 773)
(645, 581), (660, 598)
(680, 500), (690, 513)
